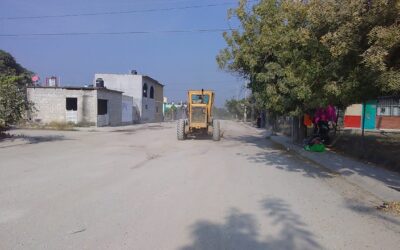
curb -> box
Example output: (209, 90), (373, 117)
(268, 132), (400, 202)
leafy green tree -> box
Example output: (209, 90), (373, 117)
(0, 50), (32, 131)
(217, 0), (400, 117)
(218, 0), (328, 116)
(225, 98), (251, 120)
(309, 0), (400, 104)
(212, 106), (232, 119)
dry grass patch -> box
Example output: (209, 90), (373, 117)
(377, 201), (400, 216)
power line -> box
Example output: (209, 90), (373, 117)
(160, 80), (242, 90)
(0, 28), (234, 38)
(1, 1), (251, 20)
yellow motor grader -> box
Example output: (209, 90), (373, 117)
(177, 89), (220, 141)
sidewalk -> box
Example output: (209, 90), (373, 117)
(268, 132), (400, 201)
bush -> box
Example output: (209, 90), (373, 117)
(0, 75), (29, 131)
(0, 50), (33, 131)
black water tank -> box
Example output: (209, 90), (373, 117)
(95, 78), (104, 88)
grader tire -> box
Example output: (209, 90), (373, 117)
(212, 119), (220, 141)
(177, 119), (186, 140)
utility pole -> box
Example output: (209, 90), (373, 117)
(243, 85), (247, 122)
(244, 105), (247, 122)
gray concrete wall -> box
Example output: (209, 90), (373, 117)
(132, 98), (141, 123)
(141, 98), (155, 122)
(95, 74), (143, 117)
(27, 87), (97, 125)
(122, 95), (133, 124)
(95, 73), (164, 123)
(154, 84), (164, 122)
(142, 78), (164, 122)
(97, 89), (123, 126)
(27, 87), (124, 127)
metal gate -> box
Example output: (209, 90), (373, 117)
(363, 101), (376, 130)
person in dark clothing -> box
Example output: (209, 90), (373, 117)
(316, 119), (330, 144)
(256, 116), (261, 128)
(307, 114), (330, 146)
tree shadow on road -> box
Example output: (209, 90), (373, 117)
(261, 198), (321, 249)
(180, 198), (321, 250)
(344, 199), (400, 226)
(0, 134), (68, 148)
(232, 134), (336, 179)
(180, 208), (267, 250)
(232, 133), (400, 190)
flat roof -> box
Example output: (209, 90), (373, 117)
(27, 86), (124, 94)
(95, 73), (164, 87)
(143, 75), (164, 87)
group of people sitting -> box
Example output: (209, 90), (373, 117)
(305, 105), (337, 146)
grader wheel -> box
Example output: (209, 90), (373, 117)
(212, 119), (220, 141)
(177, 119), (186, 140)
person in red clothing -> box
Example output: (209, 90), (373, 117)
(303, 114), (313, 127)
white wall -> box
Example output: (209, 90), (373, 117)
(95, 74), (143, 119)
(345, 104), (363, 116)
(122, 95), (133, 123)
(94, 73), (163, 123)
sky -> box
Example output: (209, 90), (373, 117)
(0, 0), (251, 107)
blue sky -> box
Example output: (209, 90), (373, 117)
(0, 0), (250, 106)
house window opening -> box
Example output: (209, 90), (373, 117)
(66, 98), (77, 111)
(150, 86), (154, 99)
(143, 83), (148, 97)
(98, 99), (108, 115)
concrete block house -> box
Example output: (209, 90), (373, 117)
(94, 72), (164, 123)
(27, 86), (124, 126)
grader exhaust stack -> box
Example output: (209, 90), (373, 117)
(177, 90), (220, 141)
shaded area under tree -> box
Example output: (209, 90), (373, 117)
(181, 198), (321, 250)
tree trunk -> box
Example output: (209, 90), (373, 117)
(333, 108), (340, 137)
(361, 101), (366, 157)
(292, 116), (298, 143)
(361, 101), (366, 137)
(299, 115), (307, 144)
(302, 116), (308, 141)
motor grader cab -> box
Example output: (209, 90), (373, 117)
(177, 89), (220, 141)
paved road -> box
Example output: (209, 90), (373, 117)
(1, 121), (399, 249)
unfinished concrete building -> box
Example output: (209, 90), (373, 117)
(27, 86), (127, 126)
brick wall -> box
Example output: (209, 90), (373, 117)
(376, 116), (400, 130)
